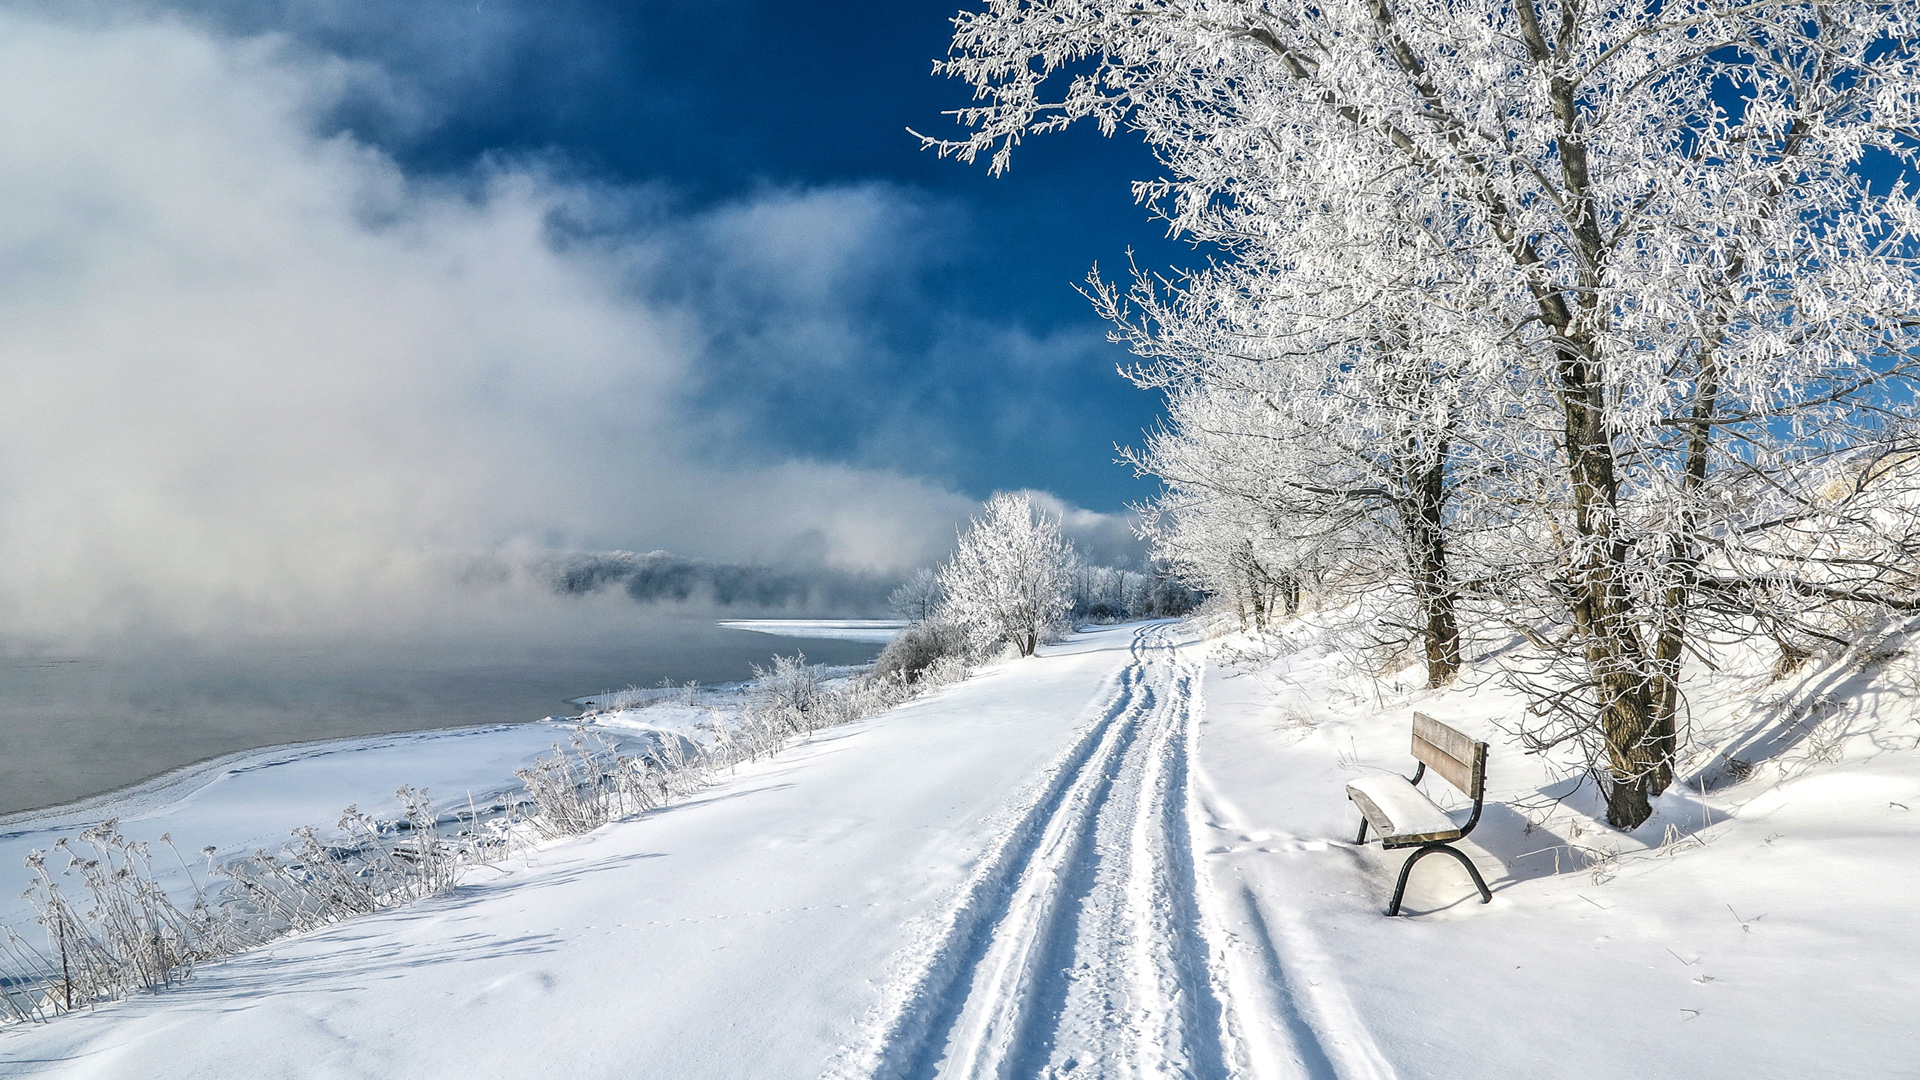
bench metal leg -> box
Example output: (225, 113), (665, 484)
(1385, 842), (1493, 916)
(1354, 817), (1369, 844)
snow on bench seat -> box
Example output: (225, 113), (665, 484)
(1346, 773), (1463, 847)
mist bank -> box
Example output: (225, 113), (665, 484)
(0, 7), (979, 643)
(0, 545), (909, 812)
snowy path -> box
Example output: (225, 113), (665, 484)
(850, 623), (1231, 1079)
(0, 623), (1247, 1080)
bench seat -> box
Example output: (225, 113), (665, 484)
(1347, 713), (1492, 915)
(1347, 774), (1463, 848)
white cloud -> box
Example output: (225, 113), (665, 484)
(1020, 491), (1147, 568)
(0, 8), (1000, 640)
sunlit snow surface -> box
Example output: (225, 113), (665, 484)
(0, 618), (1916, 1078)
(717, 618), (906, 643)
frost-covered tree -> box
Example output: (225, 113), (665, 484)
(1102, 252), (1512, 685)
(931, 0), (1920, 827)
(889, 568), (944, 623)
(939, 491), (1077, 656)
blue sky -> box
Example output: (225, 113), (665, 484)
(194, 0), (1187, 508)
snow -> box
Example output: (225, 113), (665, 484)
(0, 625), (1152, 1077)
(718, 618), (905, 643)
(2, 617), (1918, 1077)
(1186, 619), (1920, 1078)
(1345, 774), (1461, 843)
(0, 722), (608, 933)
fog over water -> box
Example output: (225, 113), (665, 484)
(0, 3), (1158, 818)
(0, 602), (881, 815)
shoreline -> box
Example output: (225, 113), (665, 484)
(0, 618), (896, 831)
(0, 720), (539, 835)
(0, 617), (892, 819)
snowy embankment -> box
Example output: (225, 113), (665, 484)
(1189, 618), (1920, 1079)
(0, 724), (584, 935)
(2, 618), (1917, 1077)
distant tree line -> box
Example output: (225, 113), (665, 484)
(546, 551), (896, 611)
(885, 492), (1200, 673)
(1066, 562), (1202, 623)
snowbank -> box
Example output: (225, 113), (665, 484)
(1187, 614), (1920, 1078)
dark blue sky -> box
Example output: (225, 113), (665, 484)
(189, 0), (1189, 513)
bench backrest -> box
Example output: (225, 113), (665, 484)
(1412, 712), (1487, 799)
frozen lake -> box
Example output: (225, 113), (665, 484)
(0, 607), (886, 815)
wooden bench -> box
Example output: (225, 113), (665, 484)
(1348, 712), (1493, 916)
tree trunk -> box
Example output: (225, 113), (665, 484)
(1406, 437), (1461, 687)
(1559, 343), (1660, 829)
(1235, 546), (1268, 631)
(1645, 336), (1726, 796)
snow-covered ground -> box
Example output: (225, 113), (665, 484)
(0, 722), (592, 934)
(1188, 618), (1920, 1079)
(1, 617), (1916, 1077)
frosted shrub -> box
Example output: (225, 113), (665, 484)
(748, 653), (827, 734)
(0, 824), (231, 1018)
(514, 726), (689, 840)
(872, 620), (971, 684)
(916, 654), (971, 690)
(743, 652), (963, 737)
(219, 788), (472, 935)
(0, 790), (486, 1024)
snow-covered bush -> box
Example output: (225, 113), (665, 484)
(747, 653), (827, 733)
(872, 619), (972, 683)
(2, 825), (231, 1017)
(742, 651), (969, 734)
(0, 790), (492, 1023)
(514, 728), (689, 839)
(219, 787), (473, 932)
(939, 491), (1076, 657)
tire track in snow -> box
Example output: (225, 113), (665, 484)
(845, 627), (1153, 1080)
(848, 624), (1231, 1080)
